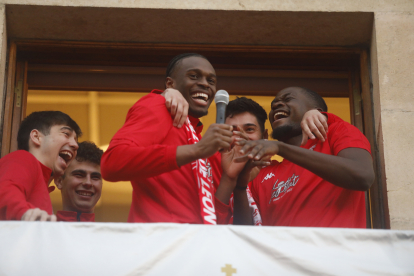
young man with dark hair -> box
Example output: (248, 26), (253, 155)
(216, 97), (269, 224)
(55, 141), (103, 222)
(102, 53), (234, 224)
(0, 111), (81, 221)
(231, 87), (375, 228)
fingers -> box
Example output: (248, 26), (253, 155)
(171, 98), (189, 128)
(301, 120), (315, 141)
(163, 88), (189, 128)
(301, 110), (328, 144)
(212, 124), (234, 151)
(251, 160), (271, 168)
(21, 208), (55, 222)
(234, 140), (278, 162)
(39, 211), (49, 222)
(301, 130), (309, 146)
(179, 101), (188, 128)
(233, 130), (249, 141)
(49, 214), (57, 222)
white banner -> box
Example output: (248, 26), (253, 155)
(0, 222), (413, 276)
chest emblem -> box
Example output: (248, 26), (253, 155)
(262, 172), (275, 183)
(269, 174), (300, 203)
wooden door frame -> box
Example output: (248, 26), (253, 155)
(0, 40), (390, 228)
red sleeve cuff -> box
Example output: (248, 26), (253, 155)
(215, 196), (232, 225)
(165, 145), (180, 170)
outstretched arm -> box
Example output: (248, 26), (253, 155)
(236, 140), (374, 191)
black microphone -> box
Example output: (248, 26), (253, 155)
(214, 90), (229, 124)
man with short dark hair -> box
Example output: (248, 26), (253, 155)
(0, 111), (81, 221)
(215, 97), (269, 225)
(55, 141), (103, 222)
(102, 53), (234, 224)
(231, 87), (374, 228)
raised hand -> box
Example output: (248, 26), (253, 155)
(221, 130), (249, 180)
(300, 109), (328, 146)
(235, 139), (280, 163)
(196, 124), (233, 159)
(161, 88), (189, 128)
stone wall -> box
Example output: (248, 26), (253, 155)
(0, 0), (413, 229)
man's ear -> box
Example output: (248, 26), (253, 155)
(54, 176), (64, 190)
(165, 77), (175, 89)
(263, 129), (269, 140)
(316, 107), (323, 113)
(29, 129), (42, 148)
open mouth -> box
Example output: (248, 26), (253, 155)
(274, 111), (289, 121)
(191, 92), (209, 103)
(59, 150), (73, 164)
(76, 191), (94, 197)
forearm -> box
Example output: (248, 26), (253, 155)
(215, 174), (237, 205)
(232, 189), (253, 225)
(176, 144), (202, 167)
(277, 143), (374, 191)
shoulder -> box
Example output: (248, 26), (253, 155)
(325, 114), (371, 155)
(0, 150), (37, 165)
(327, 116), (364, 138)
(130, 92), (165, 110)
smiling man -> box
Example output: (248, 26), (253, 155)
(232, 87), (375, 228)
(0, 111), (81, 221)
(55, 141), (103, 222)
(101, 53), (233, 224)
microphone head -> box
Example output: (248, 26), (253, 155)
(214, 90), (229, 105)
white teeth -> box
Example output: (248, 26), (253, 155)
(77, 191), (93, 196)
(60, 151), (72, 158)
(274, 112), (288, 120)
(191, 93), (208, 101)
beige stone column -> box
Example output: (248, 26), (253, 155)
(373, 11), (414, 230)
(0, 4), (7, 126)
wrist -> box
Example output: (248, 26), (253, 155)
(221, 172), (238, 182)
(233, 187), (248, 195)
(176, 144), (201, 167)
(234, 185), (247, 190)
(275, 141), (286, 157)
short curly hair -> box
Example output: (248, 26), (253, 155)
(75, 141), (103, 166)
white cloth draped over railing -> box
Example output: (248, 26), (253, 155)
(1, 222), (413, 276)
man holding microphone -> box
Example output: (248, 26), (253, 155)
(101, 53), (234, 224)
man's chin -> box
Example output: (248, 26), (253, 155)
(189, 107), (209, 119)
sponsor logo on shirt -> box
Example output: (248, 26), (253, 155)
(309, 144), (316, 151)
(269, 173), (300, 204)
(262, 172), (275, 183)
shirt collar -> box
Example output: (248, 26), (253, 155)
(188, 116), (203, 134)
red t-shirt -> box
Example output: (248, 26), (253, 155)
(251, 113), (371, 228)
(101, 90), (229, 224)
(56, 211), (95, 222)
(0, 150), (53, 220)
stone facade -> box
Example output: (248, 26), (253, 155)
(0, 0), (413, 229)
